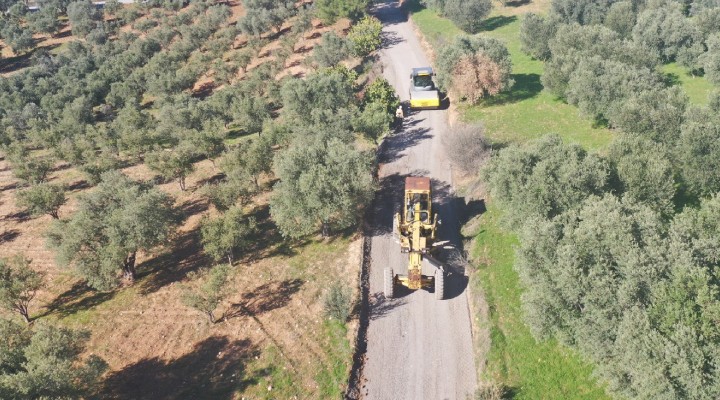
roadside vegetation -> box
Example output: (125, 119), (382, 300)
(413, 0), (720, 399)
(0, 0), (392, 397)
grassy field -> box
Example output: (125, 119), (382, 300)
(408, 2), (613, 398)
(662, 62), (713, 104)
(472, 205), (609, 399)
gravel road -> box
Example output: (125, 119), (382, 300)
(361, 1), (478, 399)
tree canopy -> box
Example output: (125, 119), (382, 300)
(0, 320), (108, 399)
(47, 171), (179, 291)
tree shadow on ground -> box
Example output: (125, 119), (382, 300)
(1, 210), (30, 223)
(374, 0), (409, 25)
(504, 0), (530, 7)
(478, 15), (517, 32)
(378, 124), (432, 164)
(0, 229), (20, 244)
(663, 71), (682, 87)
(138, 229), (210, 295)
(479, 73), (542, 106)
(223, 279), (304, 321)
(101, 336), (260, 400)
(37, 280), (116, 320)
(0, 43), (61, 74)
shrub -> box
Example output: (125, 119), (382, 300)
(347, 16), (382, 57)
(324, 282), (353, 321)
(315, 0), (368, 23)
(442, 123), (490, 173)
(364, 77), (400, 114)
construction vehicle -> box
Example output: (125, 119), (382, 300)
(409, 67), (440, 109)
(384, 177), (445, 300)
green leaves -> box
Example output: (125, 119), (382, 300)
(313, 32), (350, 68)
(15, 183), (66, 219)
(0, 320), (107, 399)
(0, 256), (44, 324)
(270, 131), (375, 238)
(181, 264), (232, 323)
(47, 171), (179, 291)
(200, 207), (257, 265)
(483, 135), (609, 229)
(347, 16), (382, 57)
(443, 0), (492, 34)
(315, 0), (368, 24)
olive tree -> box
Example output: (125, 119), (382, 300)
(443, 0), (492, 34)
(221, 137), (273, 188)
(0, 256), (44, 324)
(145, 142), (197, 191)
(565, 57), (663, 121)
(675, 100), (720, 196)
(700, 33), (720, 85)
(520, 13), (558, 61)
(181, 264), (231, 323)
(15, 183), (66, 219)
(47, 171), (179, 290)
(352, 101), (392, 144)
(608, 86), (688, 145)
(270, 129), (375, 238)
(604, 1), (636, 38)
(313, 32), (350, 68)
(543, 24), (658, 98)
(632, 0), (701, 62)
(482, 134), (609, 228)
(0, 320), (108, 398)
(200, 207), (257, 265)
(436, 35), (512, 97)
(608, 135), (676, 217)
(67, 0), (103, 37)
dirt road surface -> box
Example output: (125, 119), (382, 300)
(361, 1), (478, 399)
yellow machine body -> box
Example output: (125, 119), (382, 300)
(393, 177), (438, 291)
(409, 67), (441, 109)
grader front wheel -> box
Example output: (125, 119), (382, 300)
(384, 268), (395, 298)
(435, 270), (445, 300)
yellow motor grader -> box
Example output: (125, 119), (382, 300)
(384, 176), (445, 300)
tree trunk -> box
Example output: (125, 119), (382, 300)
(17, 304), (30, 324)
(123, 251), (137, 283)
(179, 176), (186, 191)
(50, 210), (59, 219)
(227, 252), (234, 266)
(321, 221), (330, 237)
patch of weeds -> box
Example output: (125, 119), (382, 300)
(315, 320), (352, 398)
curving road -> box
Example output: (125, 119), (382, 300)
(361, 1), (478, 399)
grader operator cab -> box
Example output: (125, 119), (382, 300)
(384, 177), (446, 300)
(409, 67), (440, 109)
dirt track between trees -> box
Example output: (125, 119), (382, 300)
(355, 1), (478, 398)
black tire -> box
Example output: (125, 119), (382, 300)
(435, 270), (445, 300)
(384, 268), (395, 299)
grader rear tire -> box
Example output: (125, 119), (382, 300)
(435, 270), (445, 300)
(384, 268), (395, 298)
